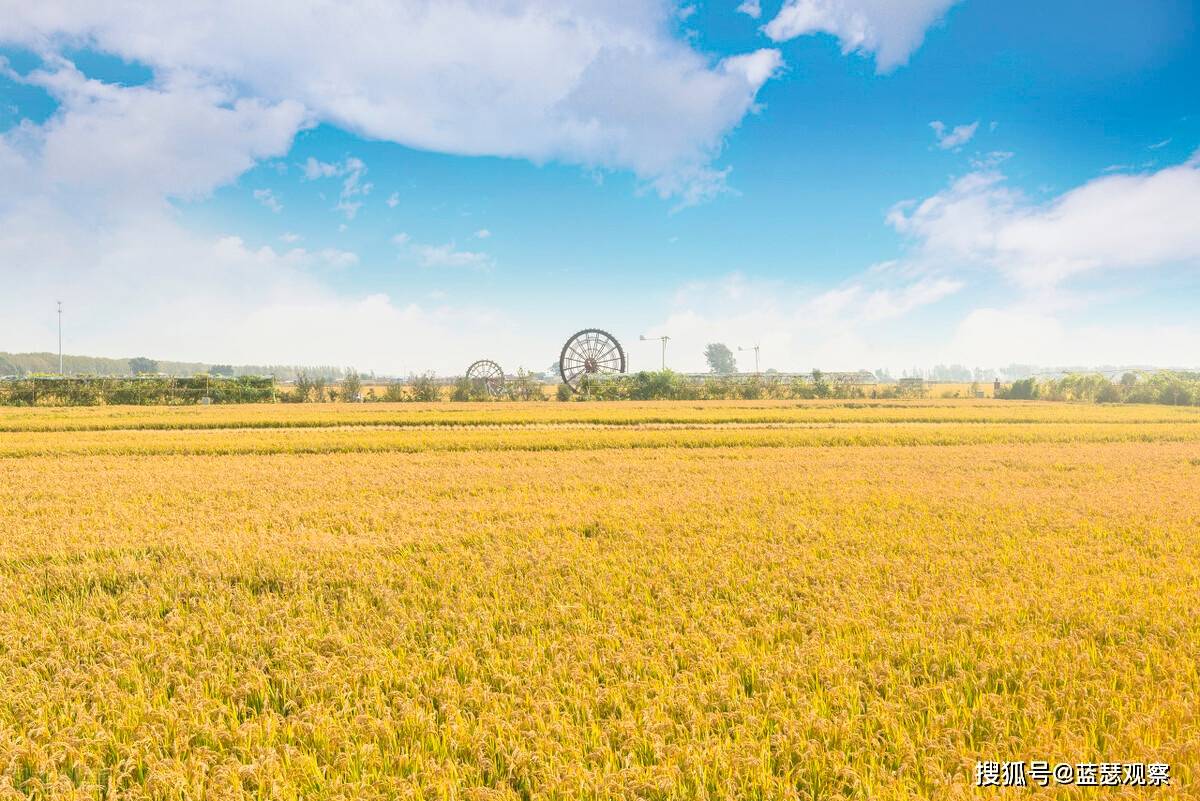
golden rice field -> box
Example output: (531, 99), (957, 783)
(1, 400), (1197, 800)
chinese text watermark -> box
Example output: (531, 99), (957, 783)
(975, 761), (1169, 787)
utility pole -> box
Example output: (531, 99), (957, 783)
(639, 334), (670, 370)
(739, 344), (760, 374)
(57, 301), (63, 375)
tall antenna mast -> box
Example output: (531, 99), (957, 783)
(739, 343), (760, 374)
(57, 300), (63, 375)
(639, 334), (670, 371)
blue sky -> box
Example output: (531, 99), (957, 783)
(1, 0), (1197, 374)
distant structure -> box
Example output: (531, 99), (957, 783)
(465, 359), (506, 397)
(639, 334), (670, 371)
(57, 301), (63, 375)
(559, 329), (626, 392)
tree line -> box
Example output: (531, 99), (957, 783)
(997, 371), (1200, 405)
(0, 376), (276, 406)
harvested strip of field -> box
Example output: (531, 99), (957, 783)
(3, 398), (1200, 432)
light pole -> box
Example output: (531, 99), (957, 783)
(739, 344), (760, 374)
(57, 301), (63, 375)
(639, 334), (670, 371)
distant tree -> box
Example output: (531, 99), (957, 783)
(210, 364), (234, 377)
(342, 369), (362, 402)
(1120, 371), (1139, 388)
(408, 373), (441, 402)
(1096, 381), (1123, 403)
(508, 368), (544, 401)
(811, 369), (831, 398)
(450, 377), (473, 402)
(294, 371), (314, 402)
(704, 343), (737, 374)
(129, 357), (159, 375)
(1003, 378), (1039, 400)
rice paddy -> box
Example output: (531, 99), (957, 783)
(0, 400), (1196, 799)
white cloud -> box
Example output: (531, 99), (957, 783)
(737, 0), (763, 20)
(300, 157), (341, 180)
(650, 265), (1200, 373)
(646, 270), (964, 372)
(391, 231), (492, 269)
(413, 242), (493, 270)
(764, 0), (961, 72)
(0, 59), (523, 375)
(948, 307), (1200, 368)
(297, 155), (372, 218)
(642, 152), (1200, 372)
(473, 228), (491, 239)
(930, 119), (977, 150)
(315, 248), (359, 269)
(3, 1), (783, 202)
(253, 188), (282, 212)
(280, 232), (301, 243)
(386, 192), (399, 208)
(335, 157), (371, 219)
(887, 154), (1200, 289)
(722, 48), (784, 90)
(6, 59), (305, 204)
(0, 171), (517, 373)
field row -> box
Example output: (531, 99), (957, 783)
(3, 399), (1200, 432)
(4, 421), (1200, 458)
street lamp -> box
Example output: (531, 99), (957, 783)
(639, 334), (670, 371)
(738, 344), (760, 374)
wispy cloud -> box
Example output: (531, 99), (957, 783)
(300, 157), (341, 180)
(736, 0), (761, 19)
(299, 156), (372, 219)
(335, 157), (371, 220)
(414, 243), (492, 270)
(253, 188), (282, 212)
(393, 231), (492, 269)
(930, 120), (979, 150)
(315, 248), (359, 269)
